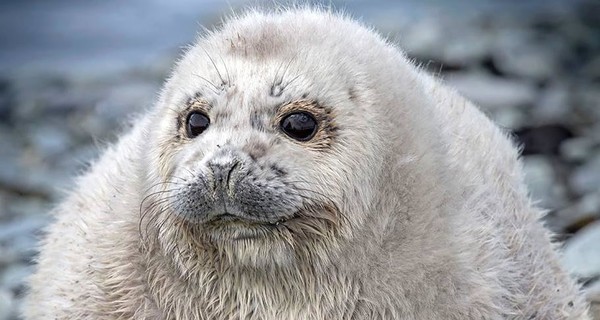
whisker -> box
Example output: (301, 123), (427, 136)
(140, 188), (183, 212)
(192, 73), (220, 95)
(279, 52), (299, 86)
(282, 71), (307, 90)
(218, 53), (231, 86)
(201, 46), (226, 86)
(142, 181), (186, 194)
(139, 190), (181, 242)
(272, 58), (287, 88)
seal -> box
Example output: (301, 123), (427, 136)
(23, 8), (593, 320)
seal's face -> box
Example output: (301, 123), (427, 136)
(142, 13), (386, 267)
(169, 96), (340, 243)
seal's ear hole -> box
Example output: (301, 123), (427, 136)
(279, 112), (318, 141)
(186, 112), (210, 138)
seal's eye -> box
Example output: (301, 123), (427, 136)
(186, 112), (210, 138)
(280, 112), (318, 141)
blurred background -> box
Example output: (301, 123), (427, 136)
(0, 0), (599, 318)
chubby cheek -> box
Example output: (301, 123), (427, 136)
(283, 156), (342, 202)
(318, 145), (378, 212)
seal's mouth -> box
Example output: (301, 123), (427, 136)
(203, 212), (294, 241)
(200, 203), (341, 243)
(206, 212), (289, 226)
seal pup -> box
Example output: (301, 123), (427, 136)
(24, 8), (592, 320)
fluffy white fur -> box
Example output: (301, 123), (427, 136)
(23, 8), (593, 320)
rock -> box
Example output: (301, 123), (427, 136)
(522, 155), (567, 210)
(95, 80), (157, 122)
(532, 83), (571, 124)
(570, 192), (600, 222)
(560, 137), (597, 162)
(0, 216), (48, 246)
(27, 123), (74, 159)
(0, 79), (14, 124)
(441, 30), (493, 65)
(400, 18), (445, 58)
(575, 85), (600, 123)
(0, 125), (23, 184)
(514, 124), (573, 156)
(56, 144), (99, 174)
(0, 264), (31, 293)
(548, 191), (600, 234)
(562, 222), (600, 280)
(492, 29), (564, 80)
(489, 107), (527, 130)
(444, 71), (537, 110)
(5, 196), (49, 220)
(0, 245), (18, 268)
(582, 56), (600, 81)
(570, 152), (600, 195)
(588, 280), (600, 316)
(0, 289), (13, 320)
(588, 280), (600, 297)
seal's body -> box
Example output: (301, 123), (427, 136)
(24, 9), (591, 319)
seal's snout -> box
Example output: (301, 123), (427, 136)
(174, 143), (301, 225)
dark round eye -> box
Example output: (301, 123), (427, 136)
(186, 112), (210, 138)
(279, 112), (318, 141)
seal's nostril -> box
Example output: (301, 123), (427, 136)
(226, 161), (240, 187)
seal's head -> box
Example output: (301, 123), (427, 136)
(140, 9), (438, 270)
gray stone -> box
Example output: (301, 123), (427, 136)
(585, 124), (600, 145)
(0, 264), (31, 292)
(441, 31), (493, 65)
(0, 215), (48, 244)
(575, 85), (600, 122)
(548, 191), (600, 233)
(0, 289), (13, 320)
(582, 56), (600, 80)
(5, 196), (49, 220)
(522, 155), (567, 210)
(400, 18), (445, 58)
(560, 137), (597, 162)
(95, 80), (157, 121)
(588, 278), (600, 295)
(444, 71), (537, 110)
(532, 83), (571, 124)
(562, 222), (600, 279)
(570, 152), (600, 195)
(489, 107), (527, 130)
(493, 30), (564, 80)
(0, 245), (18, 268)
(577, 192), (600, 219)
(0, 126), (24, 190)
(56, 144), (99, 174)
(28, 124), (73, 158)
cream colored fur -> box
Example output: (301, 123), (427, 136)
(23, 8), (593, 320)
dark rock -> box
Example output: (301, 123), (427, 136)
(514, 124), (574, 156)
(0, 79), (14, 124)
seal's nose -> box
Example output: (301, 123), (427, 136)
(207, 159), (240, 192)
(206, 148), (242, 193)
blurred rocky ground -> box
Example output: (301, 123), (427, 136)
(0, 1), (599, 318)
